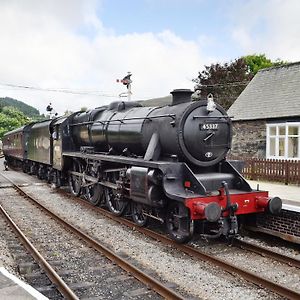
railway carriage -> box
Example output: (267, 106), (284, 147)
(2, 127), (25, 165)
(3, 124), (34, 168)
(3, 89), (282, 242)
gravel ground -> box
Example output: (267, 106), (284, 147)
(239, 235), (300, 260)
(0, 217), (20, 277)
(0, 167), (50, 280)
(191, 240), (300, 292)
(19, 183), (285, 300)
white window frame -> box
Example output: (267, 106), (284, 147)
(266, 122), (300, 160)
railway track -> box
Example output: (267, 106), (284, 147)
(55, 188), (300, 300)
(0, 172), (186, 300)
(0, 203), (78, 299)
(0, 211), (66, 299)
(232, 238), (300, 269)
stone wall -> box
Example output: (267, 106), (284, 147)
(230, 120), (266, 158)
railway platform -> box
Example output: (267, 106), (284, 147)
(247, 179), (300, 212)
(0, 267), (47, 300)
(247, 179), (300, 244)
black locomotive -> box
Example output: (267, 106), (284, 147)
(3, 89), (282, 242)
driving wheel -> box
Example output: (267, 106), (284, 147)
(104, 172), (127, 216)
(69, 161), (82, 196)
(132, 202), (148, 227)
(86, 184), (103, 206)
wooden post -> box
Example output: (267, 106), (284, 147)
(285, 161), (289, 185)
(250, 159), (254, 180)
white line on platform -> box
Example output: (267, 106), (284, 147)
(0, 267), (48, 299)
(282, 204), (300, 213)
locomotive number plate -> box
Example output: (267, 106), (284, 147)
(200, 123), (218, 130)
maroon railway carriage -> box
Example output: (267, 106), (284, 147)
(2, 125), (34, 168)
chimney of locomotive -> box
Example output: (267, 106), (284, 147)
(170, 89), (193, 106)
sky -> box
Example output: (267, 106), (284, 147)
(0, 0), (300, 115)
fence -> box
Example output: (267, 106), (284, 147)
(229, 157), (300, 185)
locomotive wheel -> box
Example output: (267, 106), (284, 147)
(29, 163), (37, 175)
(53, 170), (61, 188)
(22, 162), (28, 173)
(105, 187), (127, 216)
(37, 165), (44, 180)
(131, 202), (148, 227)
(46, 169), (52, 183)
(104, 172), (127, 216)
(166, 202), (194, 243)
(69, 161), (82, 196)
(86, 184), (103, 206)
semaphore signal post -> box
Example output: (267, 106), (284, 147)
(117, 72), (132, 101)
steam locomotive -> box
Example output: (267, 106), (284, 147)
(3, 89), (282, 242)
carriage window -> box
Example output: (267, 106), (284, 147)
(267, 123), (300, 159)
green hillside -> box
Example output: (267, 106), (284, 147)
(0, 97), (40, 118)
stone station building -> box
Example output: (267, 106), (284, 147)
(228, 62), (300, 160)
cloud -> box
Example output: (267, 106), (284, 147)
(229, 0), (300, 61)
(3, 0), (298, 116)
(0, 0), (207, 115)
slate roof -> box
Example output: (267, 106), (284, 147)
(227, 62), (300, 121)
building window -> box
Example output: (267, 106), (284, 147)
(267, 123), (300, 159)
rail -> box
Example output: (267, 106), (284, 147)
(233, 239), (300, 269)
(0, 195), (79, 299)
(0, 172), (185, 300)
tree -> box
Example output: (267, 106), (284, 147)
(0, 106), (31, 139)
(244, 54), (286, 75)
(193, 57), (252, 110)
(193, 54), (287, 110)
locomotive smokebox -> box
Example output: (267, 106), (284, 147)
(171, 89), (193, 106)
